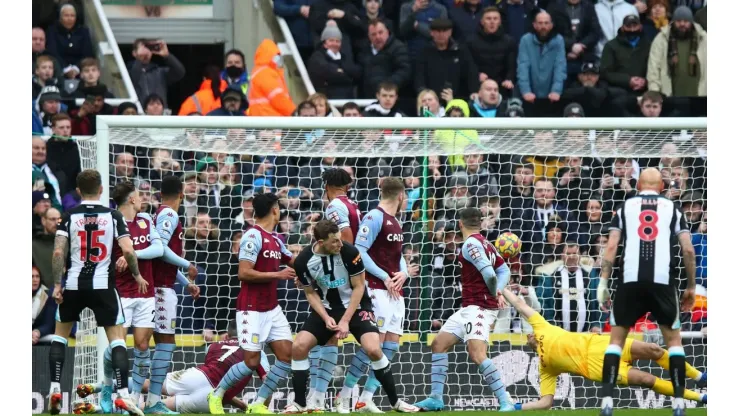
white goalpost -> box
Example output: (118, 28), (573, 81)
(71, 115), (707, 411)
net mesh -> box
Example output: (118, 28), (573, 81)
(73, 125), (707, 410)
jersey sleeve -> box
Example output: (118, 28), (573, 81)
(239, 228), (264, 264)
(155, 207), (179, 244)
(609, 206), (623, 231)
(111, 210), (131, 239)
(341, 242), (365, 277)
(526, 312), (552, 335)
(276, 237), (293, 265)
(355, 210), (383, 250)
(326, 199), (351, 230)
(462, 238), (494, 273)
(56, 212), (71, 238)
(293, 249), (313, 286)
(674, 206), (690, 234)
(539, 367), (558, 397)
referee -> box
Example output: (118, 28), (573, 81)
(597, 168), (696, 416)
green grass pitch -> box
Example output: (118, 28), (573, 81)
(38, 411), (708, 416)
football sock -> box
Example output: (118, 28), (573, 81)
(292, 359), (310, 407)
(110, 340), (130, 398)
(215, 361), (253, 398)
(656, 349), (703, 381)
(361, 341), (399, 401)
(430, 353), (448, 401)
(254, 360), (292, 405)
(131, 348), (150, 396)
(340, 348), (370, 399)
(669, 346), (687, 409)
(652, 378), (702, 402)
(102, 345), (114, 386)
(601, 344), (622, 408)
(49, 335), (68, 393)
(147, 343), (175, 406)
(478, 358), (508, 403)
(370, 355), (398, 407)
(309, 346), (321, 394)
(316, 346), (338, 394)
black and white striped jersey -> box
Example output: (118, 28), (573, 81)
(56, 200), (130, 290)
(610, 190), (689, 286)
(293, 242), (373, 311)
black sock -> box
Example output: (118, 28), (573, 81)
(292, 369), (309, 407)
(373, 364), (398, 406)
(111, 344), (130, 391)
(669, 352), (687, 400)
(600, 353), (621, 399)
(49, 340), (66, 384)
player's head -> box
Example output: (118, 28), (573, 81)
(458, 207), (482, 232)
(253, 193), (281, 223)
(227, 320), (237, 339)
(76, 169), (103, 200)
(637, 167), (664, 193)
(160, 175), (184, 205)
(380, 177), (406, 212)
(112, 180), (141, 211)
(322, 168), (353, 197)
(313, 219), (342, 255)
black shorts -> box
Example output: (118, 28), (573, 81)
(612, 282), (680, 329)
(300, 308), (379, 346)
(57, 288), (125, 327)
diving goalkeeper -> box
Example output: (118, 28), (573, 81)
(499, 287), (707, 411)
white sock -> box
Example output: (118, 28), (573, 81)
(102, 376), (113, 387)
(147, 394), (161, 406)
(131, 392), (140, 404)
(214, 386), (227, 398)
(339, 386), (353, 399)
(601, 397), (613, 408)
(50, 382), (61, 394)
(360, 390), (374, 403)
(674, 398), (685, 409)
(252, 396), (267, 405)
(307, 388), (315, 401)
(118, 387), (130, 398)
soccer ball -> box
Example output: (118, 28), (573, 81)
(494, 232), (521, 259)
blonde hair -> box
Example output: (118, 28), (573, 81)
(308, 93), (329, 115)
(416, 89), (439, 116)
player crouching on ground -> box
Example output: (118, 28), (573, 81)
(286, 220), (418, 413)
(498, 287), (707, 411)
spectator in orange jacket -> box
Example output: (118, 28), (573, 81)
(248, 39), (296, 116)
(178, 65), (228, 115)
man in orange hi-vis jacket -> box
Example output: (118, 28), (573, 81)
(248, 39), (297, 116)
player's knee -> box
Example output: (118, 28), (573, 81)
(291, 340), (312, 359)
(648, 344), (664, 360)
(364, 345), (384, 361)
(430, 338), (448, 354)
(135, 340), (150, 352)
(245, 353), (262, 370)
(637, 372), (655, 388)
(467, 349), (487, 366)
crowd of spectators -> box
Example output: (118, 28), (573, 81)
(32, 0), (708, 343)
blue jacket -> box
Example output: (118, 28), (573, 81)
(516, 32), (567, 97)
(692, 232), (707, 289)
(32, 106), (43, 135)
(274, 0), (315, 48)
(205, 84), (248, 116)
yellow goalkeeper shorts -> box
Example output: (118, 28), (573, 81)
(586, 338), (635, 385)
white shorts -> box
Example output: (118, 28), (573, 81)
(154, 287), (177, 334)
(121, 297), (155, 329)
(163, 367), (211, 414)
(440, 305), (497, 343)
(368, 288), (405, 335)
(236, 306), (293, 352)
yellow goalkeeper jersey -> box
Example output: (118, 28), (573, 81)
(526, 313), (634, 396)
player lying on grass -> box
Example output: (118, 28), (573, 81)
(286, 220), (419, 413)
(77, 321), (271, 414)
(498, 287), (707, 411)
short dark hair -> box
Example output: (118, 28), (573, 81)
(253, 193), (280, 219)
(80, 57), (100, 71)
(322, 168), (353, 188)
(77, 169), (102, 196)
(51, 113), (71, 127)
(380, 177), (405, 199)
(313, 219), (340, 241)
(460, 207), (482, 229)
(564, 240), (581, 250)
(368, 18), (388, 30)
(296, 101), (317, 115)
(112, 181), (137, 206)
(535, 177), (556, 188)
(341, 102), (361, 115)
(377, 81), (398, 94)
(160, 175), (183, 198)
(482, 6), (501, 16)
(517, 162), (535, 173)
(224, 49), (246, 65)
(641, 91), (663, 104)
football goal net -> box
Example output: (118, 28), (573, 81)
(71, 115), (706, 411)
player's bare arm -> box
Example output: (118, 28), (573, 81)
(303, 285), (337, 330)
(340, 227), (353, 244)
(337, 273), (367, 337)
(238, 259), (296, 282)
(597, 229), (621, 308)
(500, 288), (536, 320)
(677, 232), (697, 311)
(51, 235), (69, 302)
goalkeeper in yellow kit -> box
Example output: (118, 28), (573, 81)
(499, 288), (707, 411)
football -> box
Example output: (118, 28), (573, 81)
(494, 232), (521, 259)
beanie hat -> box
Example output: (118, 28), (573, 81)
(321, 25), (343, 42)
(672, 6), (694, 23)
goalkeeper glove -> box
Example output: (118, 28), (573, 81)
(597, 278), (610, 306)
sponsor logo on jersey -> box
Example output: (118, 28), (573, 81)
(477, 314), (484, 319)
(317, 274), (347, 289)
(475, 330), (483, 336)
(158, 315), (167, 321)
(475, 322), (484, 327)
(137, 220), (147, 229)
(159, 324), (167, 330)
(386, 233), (403, 242)
(241, 337), (248, 344)
(158, 306), (166, 311)
(242, 329), (248, 334)
(264, 239), (269, 243)
(248, 233), (258, 239)
(156, 297), (164, 303)
(262, 250), (282, 259)
(386, 220), (393, 226)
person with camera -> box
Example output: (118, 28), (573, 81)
(70, 84), (115, 135)
(129, 38), (185, 109)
